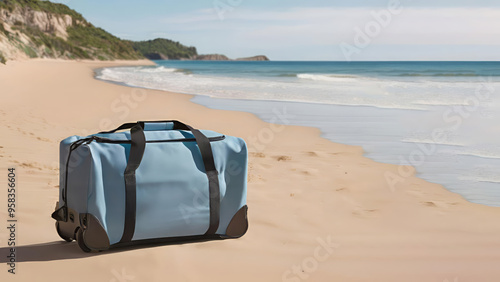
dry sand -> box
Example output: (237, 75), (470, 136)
(0, 59), (499, 282)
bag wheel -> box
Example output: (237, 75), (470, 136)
(55, 222), (73, 242)
(76, 228), (92, 253)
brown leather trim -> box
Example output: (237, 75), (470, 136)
(80, 213), (110, 251)
(224, 205), (248, 238)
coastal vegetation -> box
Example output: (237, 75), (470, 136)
(0, 0), (84, 21)
(130, 38), (198, 60)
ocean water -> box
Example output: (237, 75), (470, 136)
(97, 61), (500, 206)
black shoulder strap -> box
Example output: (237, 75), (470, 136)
(119, 124), (146, 243)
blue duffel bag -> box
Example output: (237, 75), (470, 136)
(52, 120), (248, 252)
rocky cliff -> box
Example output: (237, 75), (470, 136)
(0, 6), (73, 39)
(0, 0), (142, 63)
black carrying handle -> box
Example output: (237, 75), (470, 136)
(101, 120), (218, 179)
(99, 120), (194, 134)
(118, 121), (220, 243)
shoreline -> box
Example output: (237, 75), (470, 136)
(96, 61), (499, 207)
(1, 59), (500, 281)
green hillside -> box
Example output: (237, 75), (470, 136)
(130, 38), (198, 60)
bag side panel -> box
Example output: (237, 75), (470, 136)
(58, 136), (82, 208)
(66, 145), (92, 216)
(213, 136), (248, 235)
(87, 142), (128, 245)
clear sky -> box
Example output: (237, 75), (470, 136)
(51, 0), (500, 61)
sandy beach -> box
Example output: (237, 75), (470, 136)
(1, 59), (500, 282)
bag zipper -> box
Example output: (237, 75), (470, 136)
(92, 135), (225, 144)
